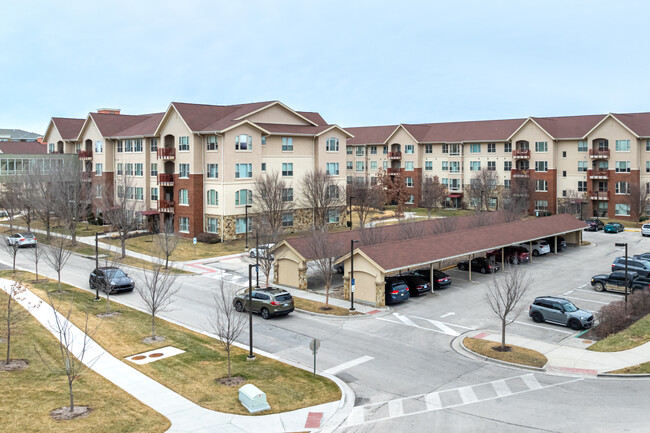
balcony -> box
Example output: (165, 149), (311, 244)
(157, 148), (175, 160)
(157, 173), (174, 186)
(512, 149), (531, 159)
(81, 171), (92, 182)
(78, 150), (93, 160)
(388, 151), (402, 160)
(157, 200), (175, 212)
(511, 169), (530, 178)
(588, 190), (610, 201)
(589, 149), (610, 159)
(387, 167), (401, 175)
(587, 168), (609, 180)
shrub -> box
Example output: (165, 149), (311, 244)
(592, 291), (650, 339)
(196, 232), (220, 244)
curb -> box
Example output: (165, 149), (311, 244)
(597, 373), (650, 378)
(294, 306), (392, 319)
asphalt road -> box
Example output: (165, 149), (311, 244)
(4, 229), (650, 432)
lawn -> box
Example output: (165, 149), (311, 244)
(384, 205), (475, 218)
(588, 313), (650, 352)
(0, 290), (169, 433)
(294, 297), (362, 316)
(463, 337), (548, 368)
(2, 218), (107, 237)
(3, 271), (341, 415)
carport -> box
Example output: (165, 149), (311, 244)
(334, 214), (587, 307)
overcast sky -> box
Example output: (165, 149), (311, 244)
(2, 0), (649, 134)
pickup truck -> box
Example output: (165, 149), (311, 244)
(591, 271), (650, 293)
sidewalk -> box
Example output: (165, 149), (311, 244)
(1, 278), (350, 432)
(460, 329), (650, 376)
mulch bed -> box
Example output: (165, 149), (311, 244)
(0, 359), (29, 371)
(50, 406), (93, 421)
(96, 311), (121, 318)
(216, 376), (245, 387)
(143, 336), (166, 344)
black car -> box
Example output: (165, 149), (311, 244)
(384, 278), (410, 305)
(457, 257), (500, 274)
(411, 268), (452, 290)
(584, 219), (605, 231)
(395, 275), (431, 296)
(545, 236), (567, 252)
(591, 271), (648, 293)
(89, 267), (135, 293)
(611, 257), (650, 278)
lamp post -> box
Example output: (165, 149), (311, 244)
(615, 242), (629, 306)
(244, 204), (252, 249)
(350, 239), (360, 311)
(348, 195), (355, 230)
(255, 229), (259, 288)
(247, 263), (257, 360)
(93, 232), (100, 301)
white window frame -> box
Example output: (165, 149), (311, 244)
(179, 136), (190, 151)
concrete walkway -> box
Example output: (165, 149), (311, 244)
(1, 279), (348, 432)
(461, 329), (650, 376)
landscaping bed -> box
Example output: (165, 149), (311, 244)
(294, 297), (362, 316)
(463, 337), (548, 368)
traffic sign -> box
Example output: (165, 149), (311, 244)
(309, 338), (320, 354)
(351, 278), (355, 293)
(193, 237), (197, 245)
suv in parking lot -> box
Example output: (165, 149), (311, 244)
(611, 257), (650, 278)
(233, 287), (294, 319)
(384, 278), (410, 304)
(411, 268), (452, 290)
(518, 240), (550, 256)
(487, 246), (530, 264)
(457, 257), (500, 274)
(529, 296), (594, 330)
(642, 223), (650, 237)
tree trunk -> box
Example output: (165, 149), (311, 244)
(325, 283), (330, 306)
(12, 253), (16, 273)
(58, 271), (62, 292)
(45, 215), (51, 240)
(227, 347), (231, 377)
(151, 313), (156, 339)
(501, 318), (506, 350)
(5, 310), (10, 364)
(121, 237), (126, 259)
(68, 378), (74, 411)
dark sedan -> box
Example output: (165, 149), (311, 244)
(396, 275), (431, 297)
(584, 219), (604, 231)
(411, 268), (452, 290)
(89, 267), (135, 293)
(604, 222), (625, 233)
(457, 257), (500, 274)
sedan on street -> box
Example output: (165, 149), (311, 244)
(604, 222), (625, 233)
(89, 267), (135, 293)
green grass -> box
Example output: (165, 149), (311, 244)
(463, 337), (548, 368)
(0, 289), (169, 433)
(384, 205), (475, 218)
(608, 362), (650, 374)
(294, 298), (362, 316)
(3, 271), (341, 415)
(103, 235), (248, 261)
(588, 313), (650, 352)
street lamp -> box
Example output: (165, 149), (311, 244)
(615, 242), (629, 306)
(348, 195), (355, 230)
(350, 239), (360, 311)
(247, 263), (257, 360)
(244, 204), (252, 249)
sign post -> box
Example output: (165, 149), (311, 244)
(193, 237), (197, 257)
(309, 338), (320, 376)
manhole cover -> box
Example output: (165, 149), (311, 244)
(149, 353), (164, 358)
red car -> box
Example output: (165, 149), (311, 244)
(488, 246), (530, 264)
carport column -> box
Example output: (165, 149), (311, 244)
(554, 236), (558, 255)
(430, 262), (434, 293)
(468, 254), (472, 282)
(529, 241), (533, 263)
(298, 260), (308, 291)
(375, 280), (385, 307)
(273, 261), (279, 284)
(579, 230), (582, 245)
(501, 247), (505, 271)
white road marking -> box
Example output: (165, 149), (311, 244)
(563, 289), (574, 295)
(425, 319), (460, 336)
(563, 295), (609, 305)
(324, 355), (374, 375)
(522, 374), (542, 390)
(491, 379), (512, 397)
(440, 312), (455, 318)
(394, 312), (418, 327)
(513, 320), (574, 334)
(574, 288), (621, 298)
(346, 406), (365, 425)
(410, 315), (476, 330)
(424, 392), (442, 410)
(388, 399), (403, 417)
(376, 317), (451, 336)
(458, 386), (478, 404)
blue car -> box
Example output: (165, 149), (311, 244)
(384, 278), (411, 305)
(604, 222), (625, 233)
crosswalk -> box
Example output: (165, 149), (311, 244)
(376, 312), (475, 337)
(344, 373), (582, 428)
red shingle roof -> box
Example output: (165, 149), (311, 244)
(89, 113), (158, 138)
(612, 112), (650, 137)
(404, 118), (526, 143)
(530, 115), (605, 139)
(345, 125), (399, 145)
(109, 112), (165, 138)
(51, 117), (84, 140)
(172, 101), (276, 132)
(0, 141), (47, 154)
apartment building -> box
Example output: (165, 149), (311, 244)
(346, 112), (650, 220)
(43, 101), (351, 239)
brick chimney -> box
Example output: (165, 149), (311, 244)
(97, 108), (121, 115)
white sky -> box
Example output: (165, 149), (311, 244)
(2, 0), (649, 134)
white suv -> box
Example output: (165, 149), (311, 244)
(518, 240), (550, 257)
(642, 223), (650, 237)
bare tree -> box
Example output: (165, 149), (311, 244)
(420, 176), (447, 219)
(300, 169), (344, 229)
(102, 175), (140, 258)
(43, 235), (73, 292)
(398, 218), (424, 239)
(208, 278), (247, 378)
(360, 224), (386, 246)
(29, 165), (57, 240)
(377, 169), (409, 217)
(466, 169), (501, 211)
(467, 209), (491, 228)
(557, 190), (586, 218)
(504, 177), (532, 222)
(33, 242), (43, 283)
(247, 224), (278, 288)
(630, 183), (650, 222)
(432, 217), (458, 235)
(307, 228), (340, 307)
(485, 268), (533, 350)
(348, 179), (384, 229)
(136, 261), (180, 342)
(2, 281), (28, 367)
(156, 218), (179, 269)
(51, 159), (88, 246)
(3, 237), (20, 273)
(0, 180), (21, 231)
(253, 171), (292, 241)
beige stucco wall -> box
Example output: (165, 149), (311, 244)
(341, 253), (385, 306)
(586, 117), (639, 168)
(273, 244), (305, 288)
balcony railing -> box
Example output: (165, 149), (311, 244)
(387, 167), (401, 174)
(78, 150), (93, 160)
(81, 171), (92, 182)
(157, 173), (174, 185)
(157, 200), (175, 212)
(589, 148), (610, 158)
(157, 148), (175, 160)
(512, 149), (531, 158)
(588, 190), (610, 201)
(388, 151), (402, 160)
(511, 169), (530, 177)
(587, 168), (609, 179)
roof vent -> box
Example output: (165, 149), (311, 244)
(97, 108), (121, 115)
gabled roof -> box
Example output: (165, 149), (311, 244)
(107, 112), (165, 138)
(172, 101), (275, 132)
(0, 141), (47, 154)
(345, 125), (399, 145)
(87, 112), (159, 138)
(403, 118), (526, 143)
(50, 117), (85, 140)
(611, 112), (650, 137)
(530, 114), (606, 139)
(0, 129), (41, 140)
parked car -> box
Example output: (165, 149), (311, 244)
(457, 257), (500, 274)
(249, 243), (276, 259)
(487, 246), (530, 264)
(411, 268), (452, 290)
(529, 296), (594, 330)
(591, 271), (648, 293)
(545, 236), (567, 253)
(518, 240), (550, 257)
(611, 257), (650, 278)
(384, 278), (410, 305)
(334, 263), (344, 274)
(642, 223), (650, 237)
(604, 222), (625, 233)
(584, 219), (605, 231)
(394, 275), (431, 297)
(89, 267), (135, 293)
(233, 287), (294, 319)
(633, 253), (650, 262)
(6, 232), (37, 248)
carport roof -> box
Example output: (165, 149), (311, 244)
(337, 214), (587, 273)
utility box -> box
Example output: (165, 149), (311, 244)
(239, 384), (271, 413)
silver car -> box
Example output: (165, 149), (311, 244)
(6, 232), (37, 248)
(529, 296), (594, 330)
(642, 223), (650, 237)
(249, 243), (275, 259)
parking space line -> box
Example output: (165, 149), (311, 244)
(521, 374), (542, 390)
(563, 295), (609, 305)
(424, 392), (442, 409)
(394, 313), (418, 327)
(424, 319), (460, 336)
(388, 399), (404, 417)
(324, 355), (374, 375)
(376, 317), (451, 336)
(513, 320), (574, 334)
(491, 380), (512, 397)
(410, 315), (476, 330)
(574, 288), (621, 298)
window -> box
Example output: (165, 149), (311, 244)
(207, 189), (218, 205)
(356, 161), (365, 172)
(95, 163), (103, 176)
(261, 136), (266, 145)
(126, 186), (134, 199)
(207, 163), (218, 178)
(504, 179), (510, 190)
(578, 181), (587, 192)
(578, 161), (588, 172)
(578, 140), (588, 152)
(117, 140), (123, 153)
(442, 144), (449, 154)
(282, 213), (294, 227)
(370, 146), (377, 154)
(442, 161), (448, 171)
(235, 217), (251, 234)
(236, 134), (252, 151)
(383, 161), (388, 169)
(405, 161), (414, 171)
(406, 194), (414, 204)
(383, 146), (388, 154)
(356, 147), (365, 156)
(562, 170), (567, 177)
(117, 163), (123, 175)
(425, 144), (433, 154)
(282, 137), (293, 151)
(504, 142), (512, 153)
(616, 182), (630, 195)
(282, 188), (293, 202)
(487, 161), (496, 171)
(615, 140), (631, 152)
(179, 217), (189, 233)
(615, 161), (631, 173)
(450, 161), (460, 173)
(206, 218), (219, 233)
(261, 163), (266, 171)
(151, 187), (158, 201)
(405, 177), (414, 187)
(346, 161), (353, 170)
(346, 176), (352, 184)
(326, 162), (339, 175)
(470, 161), (480, 171)
(326, 184), (339, 199)
(562, 151), (567, 158)
(370, 161), (377, 170)
(179, 136), (190, 151)
(504, 161), (512, 171)
(135, 163), (143, 176)
(535, 141), (548, 152)
(328, 209), (339, 223)
(647, 161), (650, 173)
(425, 161), (433, 171)
(470, 143), (481, 153)
(125, 139), (133, 152)
(346, 146), (353, 155)
(616, 203), (631, 216)
(535, 161), (548, 172)
(487, 143), (496, 153)
(536, 180), (548, 192)
(534, 200), (548, 212)
(135, 139), (143, 152)
(135, 187), (144, 201)
(48, 143), (55, 153)
(179, 163), (190, 178)
(150, 138), (158, 152)
(95, 140), (103, 153)
(441, 178), (448, 186)
(282, 162), (293, 176)
(95, 184), (102, 198)
(117, 185), (124, 199)
(405, 144), (414, 154)
(206, 136), (218, 151)
(236, 163), (252, 178)
(150, 163), (157, 176)
(179, 189), (189, 205)
(596, 139), (609, 150)
(646, 140), (650, 151)
(125, 163), (133, 176)
(235, 189), (252, 206)
(326, 137), (339, 152)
